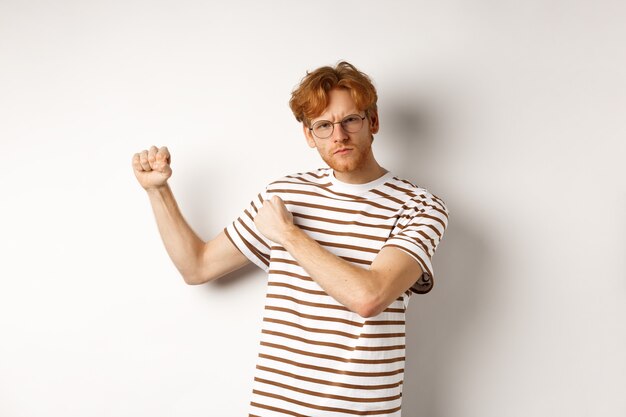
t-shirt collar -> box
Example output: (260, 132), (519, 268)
(329, 168), (394, 195)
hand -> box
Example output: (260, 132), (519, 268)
(132, 145), (172, 191)
(254, 196), (297, 245)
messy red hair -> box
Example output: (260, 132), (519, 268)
(289, 61), (378, 126)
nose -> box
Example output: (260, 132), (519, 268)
(331, 122), (349, 142)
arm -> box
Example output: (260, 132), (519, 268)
(134, 145), (250, 285)
(254, 196), (423, 318)
(145, 185), (250, 285)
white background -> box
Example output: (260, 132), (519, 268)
(1, 1), (625, 416)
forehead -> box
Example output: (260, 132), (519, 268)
(311, 89), (360, 122)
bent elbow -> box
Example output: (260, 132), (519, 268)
(182, 274), (199, 285)
(354, 298), (386, 319)
(182, 271), (208, 285)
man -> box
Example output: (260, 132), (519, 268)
(132, 61), (448, 416)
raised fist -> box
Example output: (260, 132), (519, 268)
(132, 145), (172, 190)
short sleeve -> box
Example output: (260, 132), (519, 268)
(382, 193), (449, 294)
(224, 189), (272, 272)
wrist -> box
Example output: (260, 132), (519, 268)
(145, 183), (170, 196)
(281, 224), (303, 249)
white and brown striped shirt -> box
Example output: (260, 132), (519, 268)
(225, 167), (449, 417)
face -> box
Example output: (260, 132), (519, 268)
(303, 88), (379, 174)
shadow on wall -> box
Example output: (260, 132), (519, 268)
(384, 100), (490, 417)
(403, 220), (488, 417)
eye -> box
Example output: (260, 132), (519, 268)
(343, 115), (360, 124)
(314, 121), (332, 130)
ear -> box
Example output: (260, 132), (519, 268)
(303, 123), (317, 148)
(368, 110), (379, 134)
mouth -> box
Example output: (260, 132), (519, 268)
(334, 148), (352, 155)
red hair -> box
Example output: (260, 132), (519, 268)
(289, 61), (378, 125)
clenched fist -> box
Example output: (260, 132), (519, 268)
(132, 145), (172, 191)
(254, 195), (297, 245)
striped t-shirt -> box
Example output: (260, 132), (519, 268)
(224, 167), (449, 417)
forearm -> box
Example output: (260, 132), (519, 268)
(254, 195), (410, 317)
(281, 227), (380, 316)
(145, 184), (204, 282)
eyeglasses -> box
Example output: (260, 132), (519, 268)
(309, 114), (367, 139)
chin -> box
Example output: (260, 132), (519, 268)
(329, 160), (357, 173)
(321, 156), (353, 173)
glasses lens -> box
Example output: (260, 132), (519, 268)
(312, 121), (333, 139)
(341, 115), (364, 133)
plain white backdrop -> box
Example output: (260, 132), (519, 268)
(1, 1), (625, 416)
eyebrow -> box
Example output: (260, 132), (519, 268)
(312, 112), (362, 123)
